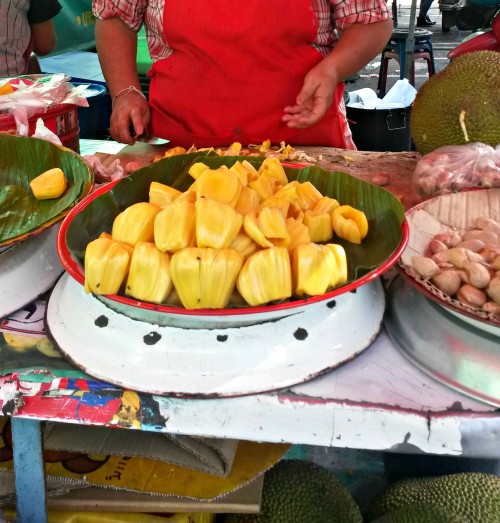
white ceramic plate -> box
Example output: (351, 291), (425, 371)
(0, 225), (63, 319)
(399, 188), (500, 333)
(45, 273), (385, 397)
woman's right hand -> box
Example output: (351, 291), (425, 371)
(110, 93), (151, 145)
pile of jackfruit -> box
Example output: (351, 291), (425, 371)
(84, 158), (368, 310)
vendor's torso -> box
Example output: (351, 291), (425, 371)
(149, 0), (349, 148)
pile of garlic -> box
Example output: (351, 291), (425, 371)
(411, 217), (500, 315)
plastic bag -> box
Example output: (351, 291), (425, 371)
(0, 73), (88, 136)
(413, 143), (500, 198)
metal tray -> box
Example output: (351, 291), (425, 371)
(385, 277), (500, 408)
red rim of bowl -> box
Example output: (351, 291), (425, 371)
(57, 179), (409, 317)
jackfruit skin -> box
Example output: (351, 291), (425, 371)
(371, 503), (467, 522)
(368, 472), (500, 523)
(224, 459), (362, 523)
(410, 51), (500, 155)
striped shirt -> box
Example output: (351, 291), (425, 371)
(0, 0), (62, 78)
(93, 0), (390, 62)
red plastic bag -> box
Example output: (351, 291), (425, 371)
(413, 143), (500, 198)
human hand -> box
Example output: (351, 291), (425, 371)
(282, 60), (340, 128)
(110, 94), (151, 145)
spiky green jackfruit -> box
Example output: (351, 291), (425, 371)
(369, 472), (500, 523)
(410, 51), (500, 155)
(224, 459), (362, 523)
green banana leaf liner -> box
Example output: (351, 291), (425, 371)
(0, 134), (93, 248)
(64, 152), (406, 299)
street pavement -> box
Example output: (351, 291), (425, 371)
(346, 0), (473, 95)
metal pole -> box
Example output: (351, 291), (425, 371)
(404, 0), (419, 79)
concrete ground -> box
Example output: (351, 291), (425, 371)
(346, 0), (472, 96)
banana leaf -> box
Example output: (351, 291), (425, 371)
(0, 134), (93, 246)
(65, 152), (405, 284)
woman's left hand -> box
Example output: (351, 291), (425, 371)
(282, 60), (339, 128)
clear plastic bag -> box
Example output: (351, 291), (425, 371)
(413, 143), (500, 198)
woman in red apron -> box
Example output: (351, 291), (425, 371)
(93, 0), (392, 149)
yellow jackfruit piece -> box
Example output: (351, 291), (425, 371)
(237, 247), (292, 306)
(259, 196), (291, 218)
(312, 196), (340, 216)
(228, 161), (250, 187)
(195, 198), (243, 249)
(243, 212), (274, 248)
(325, 243), (348, 286)
(234, 186), (260, 215)
(112, 202), (161, 247)
(154, 200), (196, 252)
(258, 158), (288, 187)
(29, 167), (67, 200)
(125, 241), (172, 303)
(257, 207), (289, 243)
(285, 217), (311, 252)
(84, 237), (130, 295)
(332, 205), (368, 244)
(224, 142), (242, 156)
(296, 182), (323, 211)
(149, 182), (182, 209)
(303, 211), (334, 243)
(0, 82), (14, 95)
(229, 233), (259, 259)
(196, 167), (242, 207)
(188, 162), (210, 180)
(248, 171), (274, 201)
(170, 247), (243, 309)
(292, 243), (338, 296)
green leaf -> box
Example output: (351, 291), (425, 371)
(66, 154), (405, 285)
(0, 134), (93, 244)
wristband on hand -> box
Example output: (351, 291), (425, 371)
(112, 86), (146, 107)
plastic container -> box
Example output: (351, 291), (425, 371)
(72, 83), (108, 139)
(346, 106), (412, 152)
(0, 104), (80, 153)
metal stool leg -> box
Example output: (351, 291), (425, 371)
(11, 418), (47, 522)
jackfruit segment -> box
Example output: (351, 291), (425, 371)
(332, 205), (368, 244)
(170, 247), (243, 309)
(29, 167), (67, 200)
(234, 186), (260, 215)
(224, 459), (363, 523)
(292, 243), (346, 296)
(285, 217), (311, 252)
(229, 233), (259, 259)
(249, 171), (275, 201)
(296, 181), (323, 210)
(237, 247), (292, 306)
(196, 167), (242, 207)
(195, 198), (243, 249)
(112, 202), (161, 247)
(83, 159), (368, 308)
(243, 212), (274, 248)
(369, 472), (500, 523)
(410, 50), (500, 155)
(2, 333), (46, 351)
(303, 211), (334, 243)
(154, 200), (196, 252)
(84, 237), (131, 295)
(125, 241), (173, 304)
(149, 181), (182, 208)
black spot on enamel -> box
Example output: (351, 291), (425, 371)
(327, 300), (336, 308)
(95, 315), (109, 328)
(217, 335), (228, 342)
(350, 288), (357, 294)
(294, 328), (308, 340)
(144, 332), (161, 345)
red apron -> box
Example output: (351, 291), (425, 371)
(149, 0), (355, 149)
